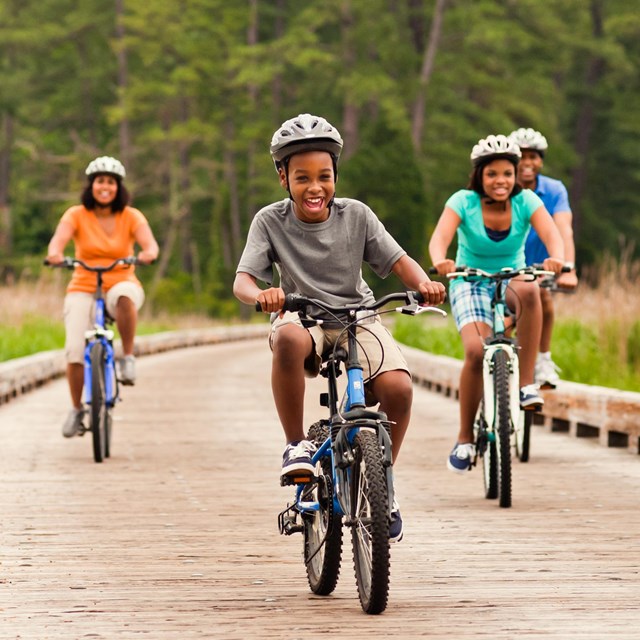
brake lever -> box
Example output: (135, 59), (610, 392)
(396, 304), (447, 317)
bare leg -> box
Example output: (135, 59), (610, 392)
(67, 363), (84, 408)
(271, 323), (314, 443)
(507, 280), (542, 386)
(539, 287), (554, 353)
(115, 296), (137, 356)
(370, 370), (413, 463)
(457, 322), (491, 443)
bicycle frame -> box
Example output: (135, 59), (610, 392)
(277, 291), (444, 524)
(481, 279), (522, 436)
(299, 317), (395, 523)
(82, 272), (118, 410)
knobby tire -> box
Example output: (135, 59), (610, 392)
(477, 410), (498, 500)
(351, 430), (390, 615)
(493, 350), (512, 508)
(515, 411), (532, 463)
(90, 343), (108, 463)
(303, 422), (342, 596)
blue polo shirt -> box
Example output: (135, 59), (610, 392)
(525, 174), (571, 265)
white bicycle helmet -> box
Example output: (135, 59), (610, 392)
(508, 127), (548, 153)
(470, 134), (521, 166)
(270, 113), (343, 169)
(85, 156), (126, 179)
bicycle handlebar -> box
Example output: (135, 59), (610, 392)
(428, 264), (571, 281)
(255, 290), (447, 318)
(44, 256), (141, 272)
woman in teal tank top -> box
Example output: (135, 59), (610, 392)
(428, 135), (565, 474)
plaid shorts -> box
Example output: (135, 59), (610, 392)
(449, 278), (497, 331)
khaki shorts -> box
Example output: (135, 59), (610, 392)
(64, 282), (145, 363)
(269, 310), (409, 384)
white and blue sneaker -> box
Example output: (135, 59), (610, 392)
(281, 440), (316, 482)
(389, 497), (403, 543)
(520, 384), (544, 411)
(447, 442), (476, 474)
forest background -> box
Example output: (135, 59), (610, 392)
(0, 0), (639, 389)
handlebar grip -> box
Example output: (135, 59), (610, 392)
(428, 266), (437, 275)
(255, 301), (263, 312)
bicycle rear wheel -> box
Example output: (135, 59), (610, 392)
(476, 412), (497, 500)
(90, 343), (108, 463)
(493, 350), (512, 508)
(515, 410), (532, 463)
(303, 422), (342, 596)
(350, 429), (390, 615)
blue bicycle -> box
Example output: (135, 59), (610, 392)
(46, 256), (139, 463)
(272, 291), (445, 614)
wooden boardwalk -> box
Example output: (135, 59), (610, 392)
(1, 340), (639, 639)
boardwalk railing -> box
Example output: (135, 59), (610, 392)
(2, 326), (638, 455)
(401, 345), (640, 456)
(0, 323), (269, 405)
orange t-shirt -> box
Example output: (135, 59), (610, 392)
(61, 205), (149, 293)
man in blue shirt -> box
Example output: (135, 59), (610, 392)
(508, 128), (578, 388)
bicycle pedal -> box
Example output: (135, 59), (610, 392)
(280, 473), (315, 487)
(523, 404), (543, 413)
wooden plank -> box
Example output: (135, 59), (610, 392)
(1, 341), (639, 638)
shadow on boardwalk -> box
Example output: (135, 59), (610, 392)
(1, 341), (639, 639)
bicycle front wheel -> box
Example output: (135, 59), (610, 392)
(493, 350), (512, 508)
(350, 429), (390, 615)
(303, 422), (342, 596)
(90, 343), (108, 463)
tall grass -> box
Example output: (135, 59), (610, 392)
(0, 270), (209, 361)
(394, 251), (640, 392)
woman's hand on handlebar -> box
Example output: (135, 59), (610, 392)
(256, 287), (286, 314)
(542, 256), (565, 275)
(136, 250), (156, 265)
(432, 258), (456, 277)
(45, 253), (65, 265)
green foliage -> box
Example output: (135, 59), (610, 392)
(0, 316), (65, 360)
(2, 0), (640, 315)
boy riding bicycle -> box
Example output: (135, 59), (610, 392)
(233, 113), (445, 542)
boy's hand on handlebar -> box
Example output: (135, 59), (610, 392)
(418, 279), (447, 305)
(256, 287), (286, 314)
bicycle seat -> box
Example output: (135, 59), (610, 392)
(321, 346), (347, 363)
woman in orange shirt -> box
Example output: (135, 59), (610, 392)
(47, 156), (159, 438)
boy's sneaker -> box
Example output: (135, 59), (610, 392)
(62, 408), (86, 438)
(447, 442), (476, 474)
(119, 355), (136, 386)
(281, 440), (316, 483)
(389, 497), (403, 543)
(535, 354), (561, 389)
(520, 384), (544, 411)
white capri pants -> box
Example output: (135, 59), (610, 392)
(63, 281), (145, 364)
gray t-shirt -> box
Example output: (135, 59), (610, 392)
(236, 197), (406, 308)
